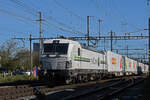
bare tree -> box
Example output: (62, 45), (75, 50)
(0, 39), (30, 72)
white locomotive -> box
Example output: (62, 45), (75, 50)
(39, 39), (149, 83)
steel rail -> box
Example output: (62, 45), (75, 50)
(63, 77), (145, 100)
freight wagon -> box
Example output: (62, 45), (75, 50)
(106, 51), (125, 76)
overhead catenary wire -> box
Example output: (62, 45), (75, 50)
(112, 0), (144, 32)
(0, 8), (34, 21)
(0, 8), (40, 32)
(18, 0), (86, 36)
(45, 15), (86, 36)
(93, 0), (142, 34)
(38, 0), (86, 36)
(0, 0), (39, 28)
(53, 0), (85, 22)
(43, 21), (79, 35)
(9, 0), (85, 36)
(0, 6), (82, 37)
(25, 0), (85, 35)
(9, 0), (38, 17)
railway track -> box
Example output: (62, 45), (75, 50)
(63, 76), (144, 100)
(0, 81), (60, 100)
(0, 76), (145, 100)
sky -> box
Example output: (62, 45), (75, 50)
(0, 0), (149, 60)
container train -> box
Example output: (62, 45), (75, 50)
(39, 39), (149, 84)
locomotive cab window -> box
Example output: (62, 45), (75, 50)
(44, 43), (69, 55)
(78, 48), (80, 56)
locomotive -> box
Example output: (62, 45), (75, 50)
(39, 39), (149, 84)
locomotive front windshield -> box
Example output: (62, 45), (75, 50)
(44, 43), (69, 55)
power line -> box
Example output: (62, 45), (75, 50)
(39, 0), (86, 35)
(0, 8), (34, 21)
(9, 0), (85, 36)
(45, 16), (85, 36)
(53, 0), (85, 21)
(0, 8), (39, 28)
(43, 22), (79, 34)
(9, 0), (38, 16)
(27, 0), (86, 35)
(0, 7), (40, 39)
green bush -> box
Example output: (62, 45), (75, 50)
(0, 74), (38, 83)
